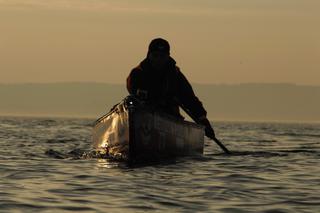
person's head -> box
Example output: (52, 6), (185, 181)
(147, 38), (170, 68)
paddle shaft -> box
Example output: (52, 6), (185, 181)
(211, 136), (231, 154)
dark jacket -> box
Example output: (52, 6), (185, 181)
(127, 57), (207, 120)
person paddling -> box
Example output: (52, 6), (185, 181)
(126, 38), (217, 144)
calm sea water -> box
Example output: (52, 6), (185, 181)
(0, 116), (319, 213)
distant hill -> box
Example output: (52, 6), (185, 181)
(195, 83), (320, 122)
(0, 83), (319, 122)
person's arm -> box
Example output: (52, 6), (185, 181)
(126, 68), (139, 95)
(175, 68), (216, 138)
(127, 68), (150, 100)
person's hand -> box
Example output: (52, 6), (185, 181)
(198, 117), (216, 139)
(136, 89), (148, 100)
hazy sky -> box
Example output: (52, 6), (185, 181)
(1, 0), (319, 85)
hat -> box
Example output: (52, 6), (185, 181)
(148, 38), (170, 54)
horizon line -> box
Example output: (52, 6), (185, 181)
(1, 112), (320, 124)
(0, 81), (319, 87)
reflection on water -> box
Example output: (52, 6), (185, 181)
(96, 159), (123, 169)
(0, 116), (320, 212)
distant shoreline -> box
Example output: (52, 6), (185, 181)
(1, 82), (319, 122)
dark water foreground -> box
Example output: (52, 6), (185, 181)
(0, 117), (319, 213)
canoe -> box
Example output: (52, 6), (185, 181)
(92, 96), (204, 162)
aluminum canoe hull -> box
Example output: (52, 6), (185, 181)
(92, 97), (205, 162)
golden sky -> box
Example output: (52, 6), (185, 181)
(0, 0), (319, 85)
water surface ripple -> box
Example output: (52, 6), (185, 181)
(0, 117), (319, 212)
